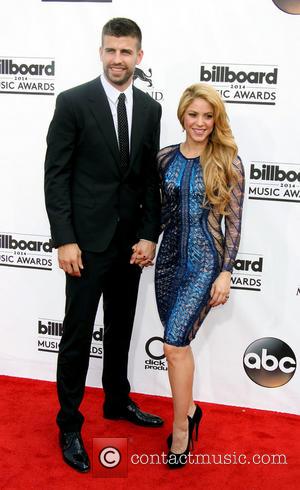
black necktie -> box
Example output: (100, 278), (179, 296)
(117, 93), (129, 169)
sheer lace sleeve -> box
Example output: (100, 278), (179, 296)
(157, 145), (178, 233)
(222, 156), (245, 272)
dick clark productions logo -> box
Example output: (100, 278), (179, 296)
(243, 337), (296, 387)
(144, 336), (167, 371)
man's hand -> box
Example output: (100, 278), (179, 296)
(130, 240), (156, 267)
(58, 243), (84, 277)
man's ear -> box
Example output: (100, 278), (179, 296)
(136, 49), (144, 66)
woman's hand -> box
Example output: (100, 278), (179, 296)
(130, 240), (156, 267)
(209, 271), (231, 307)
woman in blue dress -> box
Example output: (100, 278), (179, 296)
(154, 83), (245, 468)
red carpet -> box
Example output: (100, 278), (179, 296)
(0, 375), (300, 490)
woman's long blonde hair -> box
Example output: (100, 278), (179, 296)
(177, 83), (238, 214)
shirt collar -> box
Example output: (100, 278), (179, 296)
(100, 74), (133, 105)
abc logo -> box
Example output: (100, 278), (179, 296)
(272, 0), (300, 14)
(145, 336), (165, 360)
(243, 337), (296, 387)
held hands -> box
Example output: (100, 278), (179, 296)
(58, 243), (84, 277)
(209, 271), (231, 307)
(130, 240), (156, 268)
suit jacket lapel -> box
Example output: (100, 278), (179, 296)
(87, 78), (121, 171)
(129, 87), (148, 170)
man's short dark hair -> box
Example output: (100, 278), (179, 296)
(102, 18), (142, 49)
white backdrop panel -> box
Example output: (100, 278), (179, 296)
(0, 0), (300, 415)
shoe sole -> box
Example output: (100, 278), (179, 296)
(62, 455), (90, 473)
(103, 414), (164, 427)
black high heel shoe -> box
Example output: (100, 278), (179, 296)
(166, 419), (192, 469)
(167, 404), (202, 450)
(188, 404), (202, 445)
(166, 433), (172, 449)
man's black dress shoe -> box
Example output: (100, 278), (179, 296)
(104, 399), (164, 427)
(59, 431), (90, 472)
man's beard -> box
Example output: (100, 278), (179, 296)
(104, 66), (133, 86)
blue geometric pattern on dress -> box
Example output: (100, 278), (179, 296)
(155, 144), (245, 347)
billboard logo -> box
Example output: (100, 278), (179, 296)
(0, 233), (53, 270)
(231, 254), (263, 291)
(0, 57), (55, 95)
(38, 318), (103, 358)
(248, 161), (300, 203)
(200, 63), (279, 105)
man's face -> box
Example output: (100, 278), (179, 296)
(100, 35), (143, 90)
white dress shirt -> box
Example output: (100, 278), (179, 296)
(100, 74), (133, 150)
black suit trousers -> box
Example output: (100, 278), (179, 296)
(56, 228), (142, 432)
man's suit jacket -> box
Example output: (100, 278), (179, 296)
(44, 77), (161, 252)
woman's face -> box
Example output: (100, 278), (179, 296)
(183, 97), (214, 147)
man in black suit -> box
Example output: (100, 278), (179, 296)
(44, 18), (163, 473)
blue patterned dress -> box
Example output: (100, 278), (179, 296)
(155, 144), (245, 346)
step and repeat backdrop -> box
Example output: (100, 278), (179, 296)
(1, 0), (300, 415)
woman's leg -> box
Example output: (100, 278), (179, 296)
(164, 343), (196, 452)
